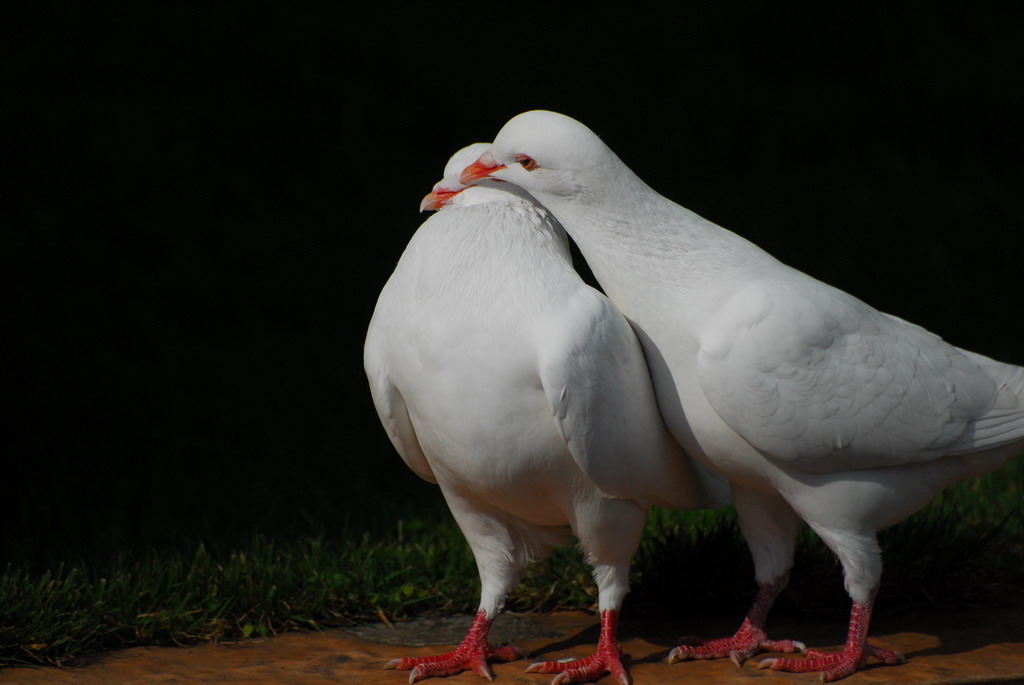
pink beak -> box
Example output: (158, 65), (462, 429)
(460, 151), (507, 186)
(419, 187), (461, 212)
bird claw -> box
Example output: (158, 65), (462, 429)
(473, 660), (497, 682)
(385, 643), (521, 681)
(668, 627), (803, 666)
(526, 657), (576, 673)
(755, 643), (905, 682)
(763, 638), (805, 653)
(547, 671), (629, 685)
(870, 645), (905, 665)
(403, 658), (496, 682)
(527, 652), (629, 684)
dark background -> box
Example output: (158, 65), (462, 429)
(4, 4), (1023, 563)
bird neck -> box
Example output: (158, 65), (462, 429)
(408, 202), (576, 312)
(540, 187), (743, 312)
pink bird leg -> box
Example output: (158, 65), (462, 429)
(526, 610), (630, 685)
(383, 610), (524, 682)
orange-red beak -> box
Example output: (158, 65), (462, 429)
(460, 151), (506, 186)
(419, 187), (460, 212)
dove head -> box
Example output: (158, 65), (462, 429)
(460, 111), (623, 203)
(419, 142), (492, 212)
(421, 141), (541, 212)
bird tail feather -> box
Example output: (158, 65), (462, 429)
(949, 351), (1024, 462)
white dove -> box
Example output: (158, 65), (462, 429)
(461, 110), (1024, 682)
(364, 143), (727, 684)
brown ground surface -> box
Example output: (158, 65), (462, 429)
(2, 605), (1022, 684)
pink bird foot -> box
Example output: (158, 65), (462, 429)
(758, 643), (904, 682)
(383, 610), (524, 682)
(667, 621), (805, 666)
(667, 572), (803, 666)
(526, 610), (631, 685)
(757, 597), (905, 682)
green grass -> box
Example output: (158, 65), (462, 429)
(1, 457), (1021, 670)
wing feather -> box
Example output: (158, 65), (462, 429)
(538, 287), (728, 509)
(364, 313), (436, 484)
(698, 276), (1002, 473)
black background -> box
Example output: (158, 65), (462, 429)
(4, 4), (1023, 562)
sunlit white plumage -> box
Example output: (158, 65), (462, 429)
(364, 143), (727, 684)
(462, 110), (1024, 682)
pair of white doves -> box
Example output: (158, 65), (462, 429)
(365, 111), (1024, 684)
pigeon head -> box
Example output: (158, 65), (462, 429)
(460, 111), (621, 201)
(421, 141), (543, 212)
(419, 142), (491, 212)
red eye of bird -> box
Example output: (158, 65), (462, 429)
(515, 154), (539, 171)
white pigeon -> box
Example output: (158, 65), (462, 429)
(461, 110), (1024, 682)
(364, 143), (728, 684)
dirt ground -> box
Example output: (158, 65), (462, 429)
(1, 605), (1022, 684)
